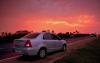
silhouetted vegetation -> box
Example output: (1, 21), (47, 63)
(57, 32), (91, 39)
(0, 30), (96, 44)
(0, 30), (30, 44)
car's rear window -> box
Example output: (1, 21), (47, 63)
(23, 33), (40, 39)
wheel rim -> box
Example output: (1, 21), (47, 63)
(40, 50), (46, 58)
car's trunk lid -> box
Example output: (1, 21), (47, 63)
(14, 38), (31, 52)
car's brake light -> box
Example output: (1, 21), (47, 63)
(24, 40), (32, 47)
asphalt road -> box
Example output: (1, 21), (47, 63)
(0, 43), (19, 60)
(0, 36), (96, 63)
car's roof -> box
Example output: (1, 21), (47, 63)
(26, 32), (51, 35)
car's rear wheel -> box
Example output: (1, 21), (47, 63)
(38, 48), (47, 58)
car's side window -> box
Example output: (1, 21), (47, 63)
(43, 33), (52, 40)
(51, 34), (61, 40)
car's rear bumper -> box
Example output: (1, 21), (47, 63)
(15, 48), (38, 56)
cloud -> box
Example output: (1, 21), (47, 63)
(0, 0), (100, 33)
(44, 14), (95, 27)
(45, 20), (79, 27)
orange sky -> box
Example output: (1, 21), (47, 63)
(14, 14), (97, 33)
(0, 0), (100, 34)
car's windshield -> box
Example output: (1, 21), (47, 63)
(23, 33), (40, 39)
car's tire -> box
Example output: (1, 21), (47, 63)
(62, 44), (66, 51)
(38, 48), (47, 58)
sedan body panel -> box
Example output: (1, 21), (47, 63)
(14, 32), (67, 56)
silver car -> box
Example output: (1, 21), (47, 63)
(14, 32), (67, 58)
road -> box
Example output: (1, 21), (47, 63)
(0, 43), (19, 60)
(0, 37), (89, 60)
(0, 37), (96, 63)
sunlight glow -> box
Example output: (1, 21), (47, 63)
(45, 20), (80, 27)
(43, 15), (95, 32)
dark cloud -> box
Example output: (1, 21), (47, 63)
(0, 0), (100, 17)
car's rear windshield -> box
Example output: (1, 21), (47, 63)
(23, 33), (40, 39)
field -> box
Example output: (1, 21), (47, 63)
(55, 36), (100, 63)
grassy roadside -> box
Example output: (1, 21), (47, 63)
(54, 36), (100, 63)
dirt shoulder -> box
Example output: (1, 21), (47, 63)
(54, 37), (100, 63)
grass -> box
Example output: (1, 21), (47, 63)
(54, 36), (100, 63)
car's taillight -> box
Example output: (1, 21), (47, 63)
(24, 40), (32, 47)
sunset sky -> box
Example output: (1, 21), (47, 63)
(0, 0), (100, 33)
